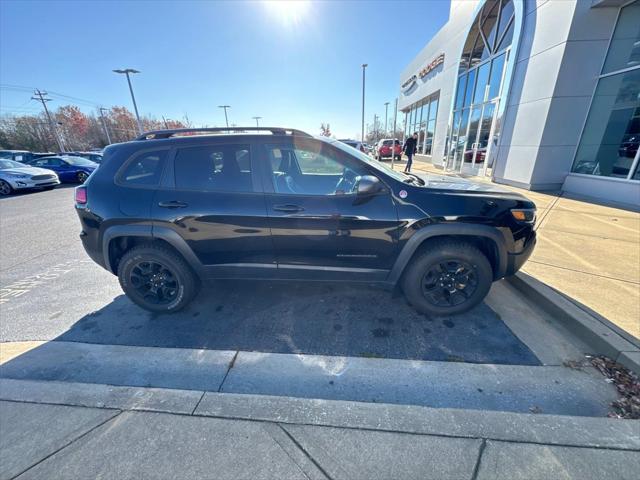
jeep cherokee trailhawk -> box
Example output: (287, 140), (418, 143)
(75, 127), (536, 316)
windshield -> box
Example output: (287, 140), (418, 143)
(0, 159), (26, 169)
(63, 156), (96, 166)
(329, 138), (409, 183)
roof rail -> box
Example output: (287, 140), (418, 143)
(135, 127), (312, 141)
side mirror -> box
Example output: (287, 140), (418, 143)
(357, 175), (385, 196)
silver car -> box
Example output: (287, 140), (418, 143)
(0, 159), (60, 196)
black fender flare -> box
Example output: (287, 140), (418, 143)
(101, 225), (204, 275)
(386, 223), (509, 285)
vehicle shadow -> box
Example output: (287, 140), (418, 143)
(53, 280), (539, 365)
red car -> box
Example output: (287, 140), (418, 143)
(375, 139), (402, 160)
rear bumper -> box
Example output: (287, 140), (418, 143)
(505, 230), (536, 276)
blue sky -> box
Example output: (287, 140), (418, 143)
(0, 0), (449, 138)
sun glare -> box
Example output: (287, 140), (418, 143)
(263, 0), (311, 27)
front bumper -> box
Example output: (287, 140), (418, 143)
(8, 177), (60, 190)
(506, 230), (536, 276)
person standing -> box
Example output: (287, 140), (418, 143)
(403, 132), (418, 173)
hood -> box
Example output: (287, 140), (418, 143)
(0, 166), (57, 176)
(415, 173), (514, 193)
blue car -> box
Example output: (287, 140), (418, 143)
(28, 155), (98, 183)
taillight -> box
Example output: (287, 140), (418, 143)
(75, 186), (87, 204)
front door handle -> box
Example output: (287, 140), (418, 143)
(158, 200), (188, 209)
(273, 204), (305, 213)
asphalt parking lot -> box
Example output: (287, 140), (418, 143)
(0, 187), (620, 416)
(1, 186), (536, 364)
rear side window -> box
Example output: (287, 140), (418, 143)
(174, 144), (253, 192)
(120, 150), (167, 186)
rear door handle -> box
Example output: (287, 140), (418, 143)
(158, 200), (188, 209)
(273, 204), (304, 213)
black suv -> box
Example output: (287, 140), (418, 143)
(75, 127), (536, 316)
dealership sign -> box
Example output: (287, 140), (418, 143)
(402, 53), (445, 94)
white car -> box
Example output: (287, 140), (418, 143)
(0, 159), (60, 196)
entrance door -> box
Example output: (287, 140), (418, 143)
(466, 102), (496, 175)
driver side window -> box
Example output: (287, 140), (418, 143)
(265, 143), (367, 196)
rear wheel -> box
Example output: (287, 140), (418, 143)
(77, 171), (89, 183)
(402, 240), (493, 316)
(0, 180), (13, 196)
(117, 244), (200, 313)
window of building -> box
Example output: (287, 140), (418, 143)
(119, 150), (167, 186)
(572, 0), (640, 180)
(446, 0), (516, 174)
(174, 144), (253, 192)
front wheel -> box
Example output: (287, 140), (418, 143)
(402, 240), (493, 316)
(0, 180), (13, 196)
(117, 244), (200, 313)
(77, 171), (89, 183)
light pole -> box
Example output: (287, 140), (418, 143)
(384, 102), (389, 135)
(218, 105), (231, 128)
(252, 116), (262, 127)
(361, 63), (367, 142)
(113, 68), (143, 135)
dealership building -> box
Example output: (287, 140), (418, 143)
(398, 0), (640, 207)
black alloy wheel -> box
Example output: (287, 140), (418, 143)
(420, 260), (478, 307)
(129, 260), (179, 306)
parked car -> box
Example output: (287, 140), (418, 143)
(0, 150), (55, 163)
(338, 139), (366, 153)
(375, 139), (402, 160)
(76, 127), (536, 316)
(0, 159), (60, 195)
(61, 151), (104, 164)
(27, 155), (98, 183)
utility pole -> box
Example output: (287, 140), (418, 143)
(384, 102), (389, 135)
(32, 89), (64, 151)
(218, 105), (230, 128)
(252, 116), (262, 127)
(98, 107), (112, 144)
(113, 68), (143, 134)
(361, 64), (367, 142)
(162, 116), (170, 129)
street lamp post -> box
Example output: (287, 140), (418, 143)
(252, 116), (262, 127)
(113, 69), (143, 135)
(384, 102), (389, 136)
(361, 63), (367, 142)
(218, 105), (231, 128)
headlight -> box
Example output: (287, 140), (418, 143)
(7, 173), (28, 179)
(511, 208), (536, 224)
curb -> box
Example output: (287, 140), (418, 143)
(508, 272), (640, 374)
(1, 378), (639, 451)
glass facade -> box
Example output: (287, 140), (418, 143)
(572, 0), (640, 181)
(403, 93), (439, 155)
(446, 0), (515, 175)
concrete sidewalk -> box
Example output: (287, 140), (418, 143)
(1, 379), (638, 480)
(397, 158), (640, 340)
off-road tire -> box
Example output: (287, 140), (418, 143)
(401, 240), (493, 316)
(117, 244), (199, 313)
